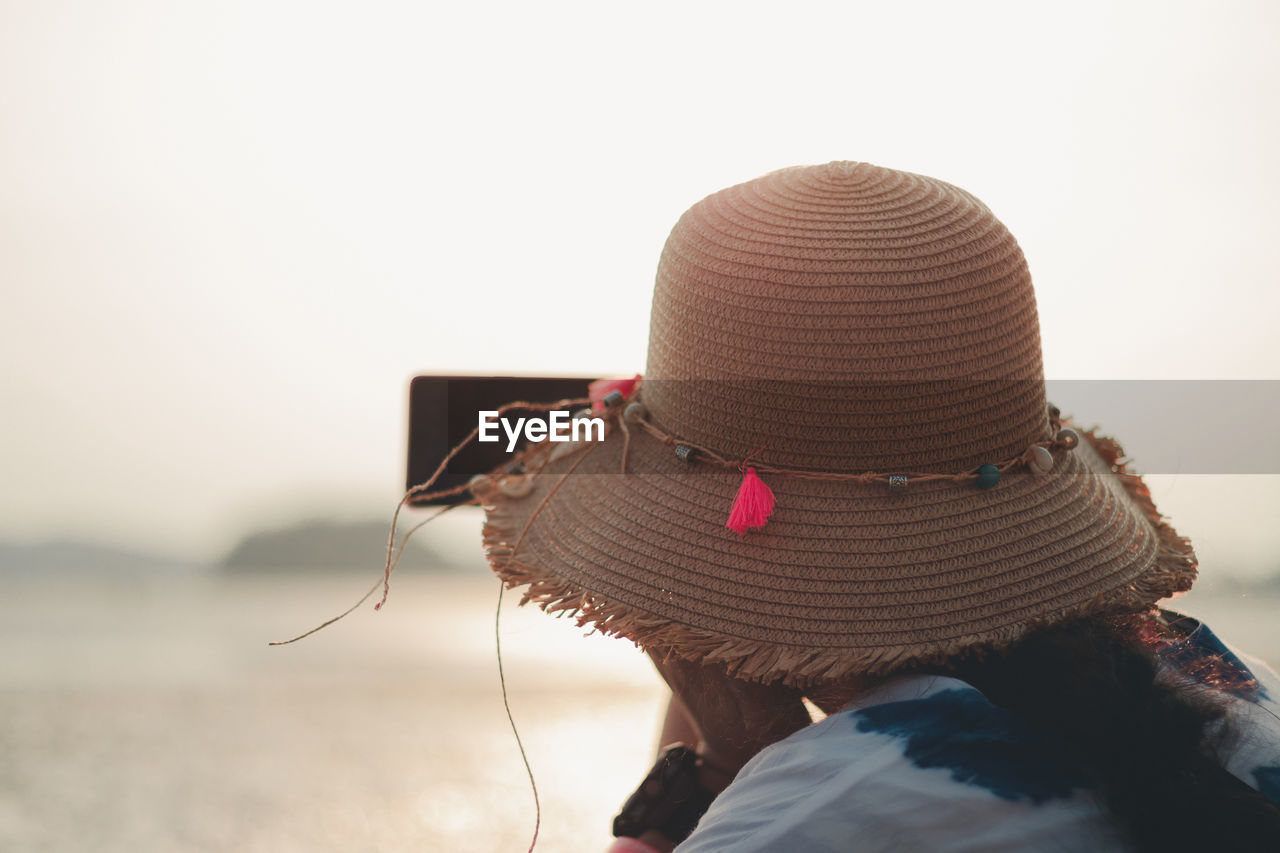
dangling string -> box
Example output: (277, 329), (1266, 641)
(268, 393), (591, 646)
(269, 390), (607, 853)
(492, 438), (603, 853)
(268, 389), (612, 853)
(378, 395), (593, 610)
(496, 577), (540, 853)
(377, 482), (474, 610)
(268, 499), (473, 645)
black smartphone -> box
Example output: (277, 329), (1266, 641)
(405, 375), (596, 506)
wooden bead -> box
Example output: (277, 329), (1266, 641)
(976, 464), (1001, 490)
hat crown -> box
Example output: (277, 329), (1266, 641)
(643, 162), (1048, 473)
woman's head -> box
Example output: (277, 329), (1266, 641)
(480, 161), (1197, 686)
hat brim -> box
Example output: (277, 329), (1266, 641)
(481, 417), (1196, 686)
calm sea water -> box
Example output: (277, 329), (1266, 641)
(0, 569), (667, 852)
(1, 568), (1276, 852)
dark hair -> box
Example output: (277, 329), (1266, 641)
(949, 612), (1280, 852)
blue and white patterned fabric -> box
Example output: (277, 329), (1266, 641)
(676, 616), (1280, 852)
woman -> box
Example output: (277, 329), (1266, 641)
(476, 162), (1280, 851)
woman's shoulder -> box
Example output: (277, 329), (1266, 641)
(1152, 610), (1280, 803)
(1151, 609), (1277, 700)
(677, 674), (1125, 852)
(679, 622), (1280, 852)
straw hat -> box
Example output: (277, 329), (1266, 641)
(478, 161), (1197, 686)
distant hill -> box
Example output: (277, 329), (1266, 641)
(220, 518), (457, 573)
(0, 539), (205, 574)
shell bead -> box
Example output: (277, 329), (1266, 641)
(1028, 445), (1054, 476)
(976, 464), (1001, 490)
(548, 439), (578, 461)
(497, 475), (533, 497)
(467, 474), (494, 497)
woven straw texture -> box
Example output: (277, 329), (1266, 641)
(482, 162), (1197, 685)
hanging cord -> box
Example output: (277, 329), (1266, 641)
(377, 395), (593, 610)
(496, 578), (540, 853)
(631, 407), (1068, 483)
(494, 439), (604, 853)
(268, 391), (606, 852)
(268, 499), (473, 645)
(267, 394), (592, 646)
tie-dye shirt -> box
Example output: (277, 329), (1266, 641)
(676, 615), (1280, 852)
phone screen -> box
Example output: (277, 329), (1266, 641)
(406, 375), (594, 505)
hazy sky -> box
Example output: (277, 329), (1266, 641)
(1, 1), (1278, 570)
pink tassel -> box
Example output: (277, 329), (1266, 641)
(726, 466), (775, 535)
